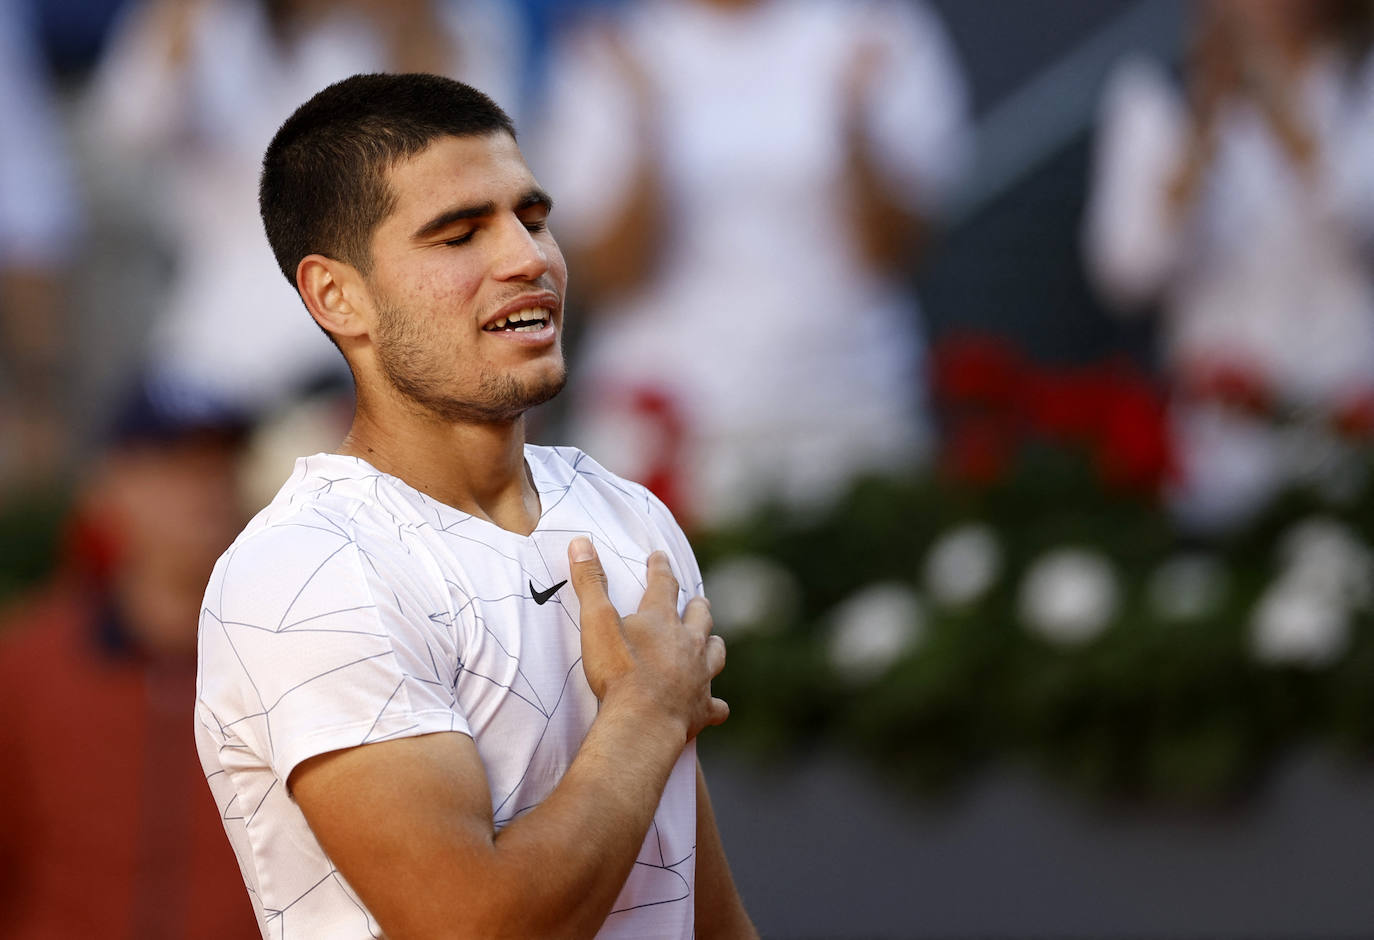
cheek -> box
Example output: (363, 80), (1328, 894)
(545, 239), (570, 291)
(407, 269), (477, 314)
(388, 257), (483, 312)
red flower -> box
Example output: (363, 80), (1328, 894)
(1332, 387), (1374, 439)
(627, 386), (691, 527)
(1025, 368), (1108, 441)
(932, 334), (1026, 410)
(1178, 357), (1272, 416)
(941, 415), (1016, 486)
(1093, 367), (1174, 493)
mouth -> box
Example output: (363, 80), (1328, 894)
(483, 306), (553, 333)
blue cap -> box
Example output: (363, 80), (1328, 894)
(105, 371), (253, 446)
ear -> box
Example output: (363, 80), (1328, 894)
(296, 254), (371, 341)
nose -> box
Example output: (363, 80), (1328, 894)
(496, 215), (552, 283)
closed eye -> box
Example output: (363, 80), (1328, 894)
(443, 231), (476, 247)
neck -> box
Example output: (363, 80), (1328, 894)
(340, 399), (541, 536)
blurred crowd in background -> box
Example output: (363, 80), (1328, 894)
(5, 0), (1374, 935)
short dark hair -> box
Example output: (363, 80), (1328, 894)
(260, 72), (516, 288)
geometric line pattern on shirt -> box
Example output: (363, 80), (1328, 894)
(198, 446), (700, 932)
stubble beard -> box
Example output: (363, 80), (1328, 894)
(374, 300), (567, 425)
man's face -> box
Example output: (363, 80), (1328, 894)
(360, 132), (569, 424)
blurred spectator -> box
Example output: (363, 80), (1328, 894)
(0, 0), (82, 493)
(1085, 0), (1374, 531)
(79, 0), (522, 417)
(0, 373), (258, 938)
(29, 0), (133, 78)
(506, 0), (621, 112)
(535, 0), (971, 528)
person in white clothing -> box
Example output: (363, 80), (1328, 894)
(1084, 0), (1374, 530)
(194, 72), (753, 938)
(535, 0), (972, 527)
(0, 0), (80, 488)
(83, 0), (523, 415)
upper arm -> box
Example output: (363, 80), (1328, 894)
(200, 518), (466, 782)
(693, 762), (756, 940)
(290, 731), (503, 939)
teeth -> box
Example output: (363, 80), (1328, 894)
(485, 307), (550, 331)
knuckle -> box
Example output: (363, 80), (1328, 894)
(573, 566), (607, 590)
(685, 595), (711, 626)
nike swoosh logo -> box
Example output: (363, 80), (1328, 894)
(530, 579), (568, 605)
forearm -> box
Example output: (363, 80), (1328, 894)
(482, 689), (689, 937)
(295, 546), (725, 940)
(574, 155), (665, 302)
(573, 48), (666, 304)
(312, 701), (689, 940)
(846, 122), (928, 275)
(693, 763), (756, 939)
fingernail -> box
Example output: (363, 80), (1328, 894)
(570, 536), (595, 562)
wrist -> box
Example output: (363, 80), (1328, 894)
(599, 682), (690, 750)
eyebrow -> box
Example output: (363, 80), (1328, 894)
(411, 188), (554, 241)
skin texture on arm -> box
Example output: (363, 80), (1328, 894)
(843, 41), (931, 276)
(693, 762), (758, 939)
(289, 540), (728, 939)
(565, 29), (667, 305)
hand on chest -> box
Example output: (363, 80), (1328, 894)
(449, 530), (688, 732)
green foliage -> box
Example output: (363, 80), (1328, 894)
(694, 459), (1374, 806)
(0, 484), (68, 610)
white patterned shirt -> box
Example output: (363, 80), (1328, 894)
(196, 446), (701, 938)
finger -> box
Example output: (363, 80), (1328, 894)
(636, 550), (679, 616)
(568, 537), (617, 628)
(682, 595), (713, 638)
(705, 697), (730, 728)
(704, 634), (726, 679)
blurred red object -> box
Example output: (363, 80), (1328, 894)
(942, 414), (1017, 486)
(1094, 364), (1176, 493)
(1025, 368), (1108, 442)
(1178, 357), (1273, 416)
(628, 385), (691, 525)
(931, 333), (1025, 410)
(932, 333), (1173, 494)
(1332, 387), (1374, 439)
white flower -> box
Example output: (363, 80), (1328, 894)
(1250, 574), (1350, 668)
(923, 523), (1002, 609)
(1145, 553), (1228, 623)
(1277, 421), (1363, 503)
(1018, 547), (1119, 646)
(1277, 516), (1374, 609)
(702, 554), (801, 638)
(826, 583), (925, 684)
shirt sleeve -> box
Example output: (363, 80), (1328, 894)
(529, 24), (644, 247)
(1081, 56), (1188, 312)
(197, 506), (469, 784)
(857, 0), (974, 215)
(1325, 52), (1374, 247)
(638, 484), (705, 602)
(0, 0), (78, 266)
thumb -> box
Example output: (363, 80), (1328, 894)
(568, 536), (616, 626)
